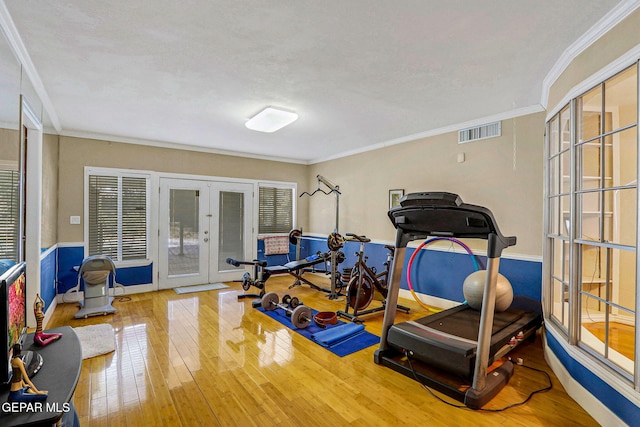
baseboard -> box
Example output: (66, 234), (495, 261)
(116, 283), (154, 294)
(543, 329), (628, 426)
(56, 283), (154, 305)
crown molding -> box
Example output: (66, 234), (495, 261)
(541, 0), (640, 109)
(59, 129), (310, 165)
(308, 104), (544, 164)
(0, 0), (61, 132)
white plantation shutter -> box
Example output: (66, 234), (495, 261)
(259, 186), (293, 234)
(88, 173), (148, 261)
(0, 170), (19, 260)
(88, 175), (118, 258)
(121, 177), (147, 260)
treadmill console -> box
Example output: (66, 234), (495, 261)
(388, 192), (516, 254)
(399, 192), (462, 207)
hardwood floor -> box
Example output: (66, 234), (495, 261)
(46, 275), (599, 426)
(584, 321), (635, 361)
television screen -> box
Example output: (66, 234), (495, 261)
(0, 262), (27, 384)
(8, 269), (26, 349)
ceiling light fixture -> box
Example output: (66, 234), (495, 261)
(245, 106), (298, 133)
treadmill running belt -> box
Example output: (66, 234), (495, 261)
(387, 304), (541, 379)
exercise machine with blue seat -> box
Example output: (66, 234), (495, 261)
(226, 257), (270, 303)
(263, 251), (331, 292)
(67, 255), (121, 319)
(227, 229), (334, 303)
(228, 250), (342, 301)
(261, 232), (331, 292)
(374, 192), (542, 409)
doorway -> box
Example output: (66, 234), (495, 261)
(158, 178), (253, 289)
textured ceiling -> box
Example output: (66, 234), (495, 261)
(1, 1), (625, 163)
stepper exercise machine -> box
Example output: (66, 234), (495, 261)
(373, 192), (542, 409)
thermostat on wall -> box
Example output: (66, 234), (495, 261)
(70, 216), (81, 225)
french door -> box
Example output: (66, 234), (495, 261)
(158, 178), (253, 289)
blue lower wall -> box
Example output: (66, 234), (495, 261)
(56, 246), (84, 294)
(54, 246), (153, 294)
(256, 238), (312, 266)
(39, 249), (57, 312)
(300, 236), (542, 304)
(51, 239), (542, 306)
(546, 330), (636, 425)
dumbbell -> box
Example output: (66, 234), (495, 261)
(261, 292), (312, 329)
(282, 294), (301, 309)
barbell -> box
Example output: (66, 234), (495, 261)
(261, 292), (312, 329)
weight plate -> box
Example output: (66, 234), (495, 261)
(282, 294), (292, 305)
(261, 292), (279, 311)
(289, 297), (300, 308)
(327, 232), (345, 251)
(289, 229), (302, 245)
(241, 272), (251, 291)
(291, 305), (312, 329)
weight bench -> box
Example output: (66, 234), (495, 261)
(264, 253), (334, 293)
(226, 258), (270, 302)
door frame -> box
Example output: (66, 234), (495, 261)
(208, 181), (255, 284)
(158, 178), (212, 289)
(157, 175), (257, 289)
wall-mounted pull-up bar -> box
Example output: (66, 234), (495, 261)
(300, 175), (342, 299)
(300, 174), (340, 233)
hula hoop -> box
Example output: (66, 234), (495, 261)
(406, 237), (480, 313)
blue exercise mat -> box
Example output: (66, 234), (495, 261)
(310, 322), (365, 347)
(256, 307), (380, 357)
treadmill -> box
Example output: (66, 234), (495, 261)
(373, 192), (542, 409)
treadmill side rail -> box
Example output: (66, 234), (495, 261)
(376, 242), (407, 353)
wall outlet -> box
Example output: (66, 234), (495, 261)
(70, 216), (81, 225)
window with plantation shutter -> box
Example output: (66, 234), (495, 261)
(0, 170), (19, 260)
(259, 186), (294, 234)
(87, 172), (149, 261)
(121, 177), (147, 260)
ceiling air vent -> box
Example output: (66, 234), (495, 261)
(458, 121), (501, 144)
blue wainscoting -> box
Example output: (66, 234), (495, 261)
(546, 331), (636, 425)
(114, 264), (153, 286)
(400, 247), (542, 303)
(257, 238), (312, 266)
(56, 246), (85, 294)
(39, 248), (57, 311)
(51, 240), (541, 306)
(55, 245), (153, 293)
(299, 236), (542, 304)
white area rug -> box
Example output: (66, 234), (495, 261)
(73, 324), (116, 360)
(174, 283), (229, 294)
